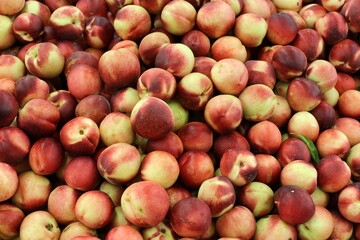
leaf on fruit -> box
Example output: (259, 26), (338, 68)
(289, 133), (320, 164)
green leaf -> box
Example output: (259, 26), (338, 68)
(289, 133), (320, 164)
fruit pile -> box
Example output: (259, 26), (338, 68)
(1, 0), (360, 239)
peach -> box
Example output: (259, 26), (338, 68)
(176, 72), (214, 111)
(315, 11), (348, 46)
(47, 185), (81, 225)
(178, 151), (215, 189)
(320, 0), (345, 11)
(322, 87), (340, 107)
(160, 0), (196, 36)
(309, 101), (336, 132)
(50, 5), (85, 41)
(110, 87), (140, 115)
(48, 90), (78, 127)
(299, 3), (327, 29)
(64, 51), (99, 78)
(98, 48), (140, 89)
(274, 185), (316, 225)
(329, 209), (354, 240)
(211, 36), (247, 62)
(17, 99), (60, 139)
(131, 96), (174, 140)
(192, 56), (217, 78)
(177, 121), (213, 152)
(247, 120), (282, 154)
(213, 131), (250, 159)
(305, 59), (338, 93)
(59, 221), (98, 240)
(142, 220), (178, 240)
(267, 95), (292, 128)
(271, 45), (307, 81)
(297, 206), (334, 240)
(146, 132), (184, 159)
(341, 0), (360, 33)
(181, 30), (210, 57)
(257, 44), (282, 63)
(19, 211), (61, 240)
(220, 149), (257, 187)
(75, 190), (114, 229)
(121, 181), (170, 228)
(105, 0), (134, 15)
(138, 0), (170, 15)
(0, 0), (25, 15)
(14, 75), (50, 108)
(97, 143), (141, 185)
(210, 58), (248, 95)
(215, 206), (256, 239)
(238, 181), (274, 218)
(287, 111), (320, 142)
(0, 55), (25, 81)
(137, 68), (177, 100)
(239, 84), (277, 122)
(111, 40), (139, 57)
(25, 42), (65, 79)
(75, 94), (111, 125)
(292, 28), (325, 61)
(155, 43), (195, 78)
(337, 90), (360, 119)
(346, 143), (360, 178)
(0, 127), (31, 168)
(197, 176), (236, 217)
(162, 99), (189, 132)
(338, 182), (360, 223)
(204, 94), (243, 134)
(99, 181), (124, 207)
(245, 60), (276, 89)
(334, 117), (360, 147)
(282, 10), (307, 30)
(234, 13), (267, 48)
(114, 5), (151, 42)
(138, 32), (171, 66)
(287, 77), (322, 112)
(316, 129), (350, 158)
(166, 187), (192, 212)
(253, 215), (297, 240)
(67, 64), (102, 100)
(0, 77), (15, 95)
(266, 12), (298, 45)
(0, 163), (18, 202)
(84, 16), (115, 50)
(272, 0), (302, 11)
(106, 206), (133, 229)
(64, 156), (100, 191)
(280, 160), (318, 194)
(99, 112), (134, 146)
(0, 203), (25, 240)
(140, 150), (179, 189)
(105, 225), (143, 240)
(0, 15), (16, 50)
(329, 39), (360, 74)
(196, 1), (235, 39)
(254, 154), (281, 187)
(310, 187), (330, 207)
(29, 137), (64, 176)
(335, 73), (357, 95)
(317, 155), (351, 193)
(242, 0), (272, 19)
(59, 116), (100, 156)
(11, 171), (51, 212)
(170, 197), (212, 238)
(76, 0), (108, 18)
(12, 13), (44, 44)
(0, 89), (18, 128)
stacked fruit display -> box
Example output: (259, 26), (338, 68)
(1, 0), (360, 239)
